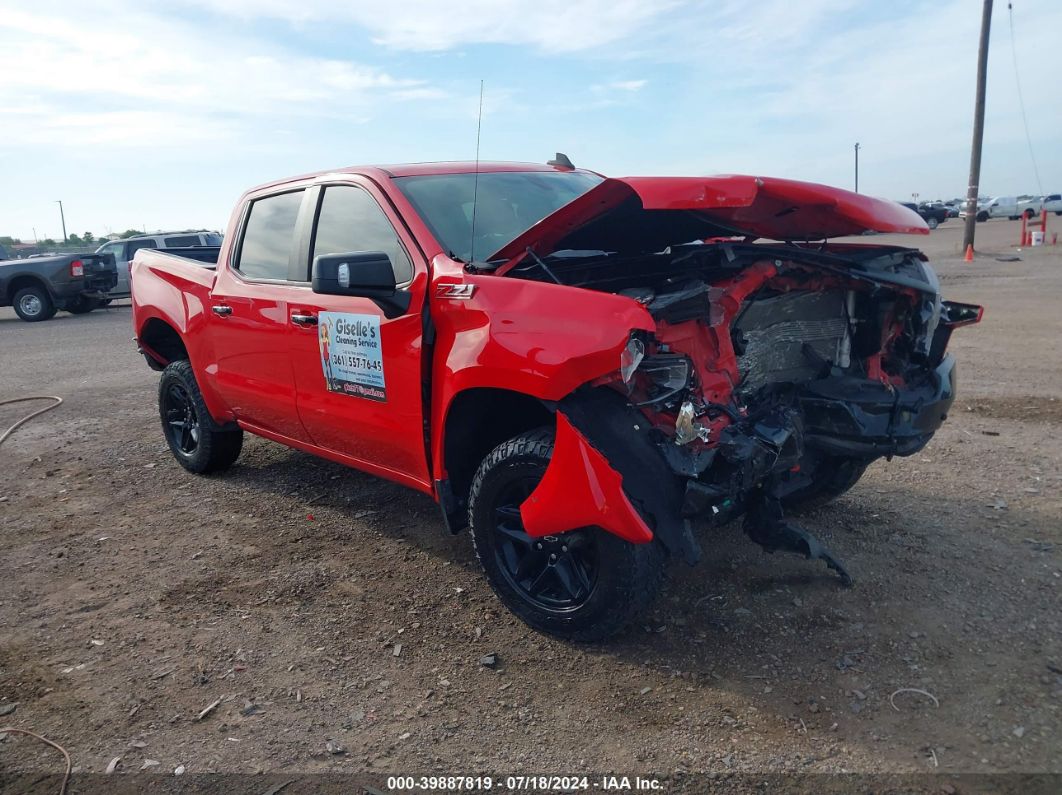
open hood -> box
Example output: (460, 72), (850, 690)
(489, 175), (927, 271)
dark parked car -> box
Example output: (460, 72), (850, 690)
(900, 202), (948, 230)
(0, 251), (117, 321)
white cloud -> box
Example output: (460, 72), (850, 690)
(0, 2), (433, 148)
(181, 0), (683, 52)
(0, 110), (236, 148)
(606, 80), (647, 92)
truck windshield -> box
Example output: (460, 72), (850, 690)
(395, 171), (602, 262)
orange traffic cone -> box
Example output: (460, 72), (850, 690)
(964, 244), (974, 262)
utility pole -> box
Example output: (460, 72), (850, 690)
(854, 143), (860, 193)
(963, 0), (993, 254)
(55, 200), (68, 244)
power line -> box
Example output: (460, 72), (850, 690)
(1007, 1), (1043, 196)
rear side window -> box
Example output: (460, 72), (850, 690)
(128, 240), (158, 257)
(237, 190), (304, 280)
(164, 235), (200, 247)
(312, 186), (413, 283)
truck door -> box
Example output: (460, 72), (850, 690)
(288, 181), (431, 492)
(207, 188), (311, 442)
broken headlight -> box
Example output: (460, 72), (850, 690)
(633, 354), (690, 406)
(620, 336), (646, 383)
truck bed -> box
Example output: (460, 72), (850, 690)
(152, 246), (221, 268)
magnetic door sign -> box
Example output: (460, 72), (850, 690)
(317, 312), (386, 401)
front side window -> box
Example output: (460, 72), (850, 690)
(237, 190), (304, 280)
(312, 186), (412, 283)
(100, 241), (124, 262)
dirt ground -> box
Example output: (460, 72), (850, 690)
(1, 218), (1060, 791)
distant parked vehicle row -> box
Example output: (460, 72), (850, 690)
(950, 193), (1061, 222)
(95, 230), (222, 298)
(900, 202), (949, 229)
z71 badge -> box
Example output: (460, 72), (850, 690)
(435, 283), (476, 299)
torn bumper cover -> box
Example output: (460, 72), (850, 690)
(520, 389), (702, 565)
(799, 355), (957, 458)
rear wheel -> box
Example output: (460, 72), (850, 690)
(1024, 208), (1036, 219)
(976, 211), (989, 222)
(65, 295), (100, 314)
(469, 429), (667, 641)
(12, 285), (56, 322)
(926, 217), (939, 230)
(158, 360), (242, 474)
(782, 455), (871, 513)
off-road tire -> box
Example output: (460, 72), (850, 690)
(468, 428), (667, 642)
(782, 455), (870, 513)
(12, 285), (57, 322)
(65, 296), (100, 314)
(158, 359), (243, 474)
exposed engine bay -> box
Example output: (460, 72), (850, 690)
(507, 241), (982, 582)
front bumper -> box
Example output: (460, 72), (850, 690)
(799, 355), (957, 457)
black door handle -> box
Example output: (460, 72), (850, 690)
(212, 305), (232, 317)
(291, 313), (318, 326)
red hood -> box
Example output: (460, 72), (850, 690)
(490, 175), (927, 270)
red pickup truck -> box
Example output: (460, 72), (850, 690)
(131, 159), (981, 640)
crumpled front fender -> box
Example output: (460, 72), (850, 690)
(519, 389), (702, 565)
(519, 413), (653, 543)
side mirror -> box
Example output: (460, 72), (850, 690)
(311, 251), (411, 318)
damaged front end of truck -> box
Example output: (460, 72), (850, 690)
(489, 175), (982, 584)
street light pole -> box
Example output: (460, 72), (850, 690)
(854, 142), (860, 193)
(963, 0), (994, 254)
(55, 200), (68, 244)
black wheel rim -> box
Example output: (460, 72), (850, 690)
(163, 383), (200, 456)
(492, 477), (599, 613)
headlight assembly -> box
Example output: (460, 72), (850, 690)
(634, 354), (690, 406)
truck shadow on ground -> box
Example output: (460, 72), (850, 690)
(211, 434), (1057, 655)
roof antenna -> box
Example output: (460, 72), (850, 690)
(547, 152), (575, 169)
(469, 79), (484, 263)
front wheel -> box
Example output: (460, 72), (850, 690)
(468, 429), (667, 642)
(781, 455), (871, 513)
(977, 211), (989, 222)
(158, 360), (243, 474)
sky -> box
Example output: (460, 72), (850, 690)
(2, 0), (1060, 241)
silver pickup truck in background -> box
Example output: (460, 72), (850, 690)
(95, 230), (222, 299)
